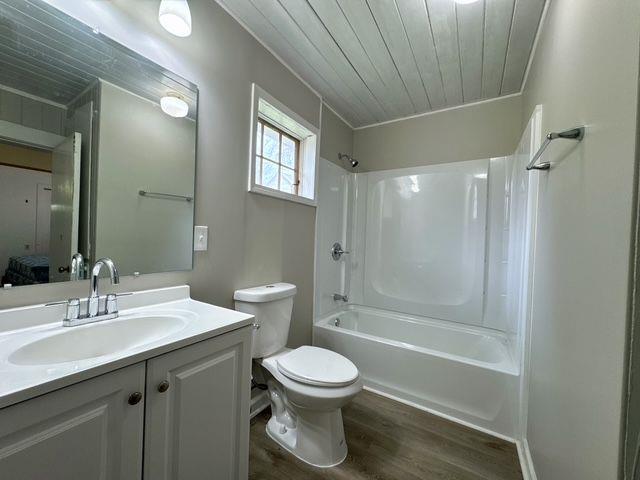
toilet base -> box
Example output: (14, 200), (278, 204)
(265, 407), (348, 468)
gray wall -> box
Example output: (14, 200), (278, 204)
(0, 0), (322, 348)
(353, 94), (522, 171)
(521, 1), (640, 479)
(320, 104), (353, 166)
(0, 87), (66, 136)
(94, 81), (196, 276)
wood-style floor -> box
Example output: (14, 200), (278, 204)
(249, 390), (523, 480)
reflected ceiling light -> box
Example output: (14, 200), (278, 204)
(454, 0), (480, 4)
(158, 0), (192, 37)
(161, 93), (189, 117)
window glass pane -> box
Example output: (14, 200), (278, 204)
(262, 125), (280, 161)
(280, 167), (296, 194)
(281, 136), (296, 169)
(256, 122), (262, 156)
(261, 160), (279, 189)
(255, 156), (261, 184)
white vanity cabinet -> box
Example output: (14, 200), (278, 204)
(0, 326), (252, 480)
(0, 362), (147, 480)
(143, 327), (252, 480)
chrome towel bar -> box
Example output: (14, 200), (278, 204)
(526, 126), (585, 171)
(138, 190), (193, 202)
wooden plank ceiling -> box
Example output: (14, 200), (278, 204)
(217, 0), (545, 127)
(0, 0), (197, 111)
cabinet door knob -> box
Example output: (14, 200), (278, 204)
(128, 391), (143, 405)
(157, 380), (170, 393)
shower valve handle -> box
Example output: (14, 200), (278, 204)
(331, 242), (350, 261)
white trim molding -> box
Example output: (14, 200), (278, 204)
(248, 83), (320, 207)
(0, 120), (66, 150)
(520, 0), (551, 94)
(0, 83), (68, 110)
(517, 439), (538, 480)
(353, 93), (522, 130)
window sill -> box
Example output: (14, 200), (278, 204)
(249, 184), (317, 207)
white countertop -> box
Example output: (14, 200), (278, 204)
(0, 286), (253, 409)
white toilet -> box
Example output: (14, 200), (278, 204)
(234, 282), (362, 468)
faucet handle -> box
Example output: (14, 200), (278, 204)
(105, 292), (133, 315)
(105, 294), (118, 315)
(66, 298), (80, 321)
(47, 298), (80, 324)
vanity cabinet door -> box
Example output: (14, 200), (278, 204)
(0, 363), (146, 480)
(144, 327), (252, 480)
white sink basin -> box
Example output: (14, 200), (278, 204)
(9, 315), (187, 366)
(0, 286), (255, 409)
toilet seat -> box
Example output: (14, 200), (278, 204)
(260, 349), (362, 411)
(276, 346), (358, 387)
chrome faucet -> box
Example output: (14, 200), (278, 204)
(46, 258), (130, 327)
(70, 253), (85, 281)
(88, 258), (120, 317)
(333, 293), (348, 302)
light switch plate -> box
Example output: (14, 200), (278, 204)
(194, 226), (208, 251)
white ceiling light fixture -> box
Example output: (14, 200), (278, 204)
(454, 0), (480, 4)
(158, 0), (192, 37)
(161, 93), (189, 118)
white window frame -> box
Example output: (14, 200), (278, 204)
(248, 83), (319, 207)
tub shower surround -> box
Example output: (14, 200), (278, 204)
(313, 110), (540, 440)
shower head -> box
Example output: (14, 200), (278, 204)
(339, 153), (359, 169)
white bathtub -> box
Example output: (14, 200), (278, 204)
(313, 305), (519, 439)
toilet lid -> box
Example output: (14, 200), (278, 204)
(276, 346), (359, 387)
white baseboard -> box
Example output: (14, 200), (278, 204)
(516, 438), (538, 480)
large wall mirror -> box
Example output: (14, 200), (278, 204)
(0, 0), (198, 287)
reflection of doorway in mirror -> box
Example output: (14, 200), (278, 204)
(0, 133), (82, 286)
(35, 183), (51, 254)
(49, 132), (81, 283)
(0, 142), (52, 286)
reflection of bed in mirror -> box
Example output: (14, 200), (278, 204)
(0, 0), (198, 287)
(2, 255), (49, 286)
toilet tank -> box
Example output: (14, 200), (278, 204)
(234, 283), (297, 358)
